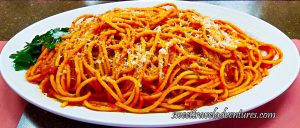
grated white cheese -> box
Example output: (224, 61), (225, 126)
(154, 25), (162, 32)
(218, 40), (230, 48)
(159, 48), (168, 55)
(159, 70), (164, 77)
(62, 69), (67, 74)
(127, 49), (131, 54)
(94, 60), (101, 64)
(137, 44), (142, 51)
(192, 15), (201, 21)
(166, 41), (173, 48)
(108, 59), (113, 63)
(179, 13), (184, 17)
(179, 22), (183, 27)
(203, 17), (212, 29)
(124, 61), (129, 67)
(248, 45), (254, 49)
(130, 10), (144, 15)
(213, 23), (220, 29)
(208, 32), (239, 48)
(141, 55), (147, 63)
(131, 60), (137, 65)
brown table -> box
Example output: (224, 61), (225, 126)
(0, 0), (299, 41)
(1, 1), (300, 127)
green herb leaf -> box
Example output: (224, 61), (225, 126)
(10, 27), (69, 71)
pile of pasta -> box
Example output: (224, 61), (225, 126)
(26, 3), (283, 113)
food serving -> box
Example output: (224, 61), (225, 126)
(10, 3), (283, 113)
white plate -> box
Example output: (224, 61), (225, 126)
(1, 1), (299, 127)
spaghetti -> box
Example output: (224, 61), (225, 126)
(26, 3), (283, 113)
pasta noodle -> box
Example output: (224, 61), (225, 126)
(26, 3), (283, 113)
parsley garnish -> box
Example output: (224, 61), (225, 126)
(9, 27), (69, 71)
